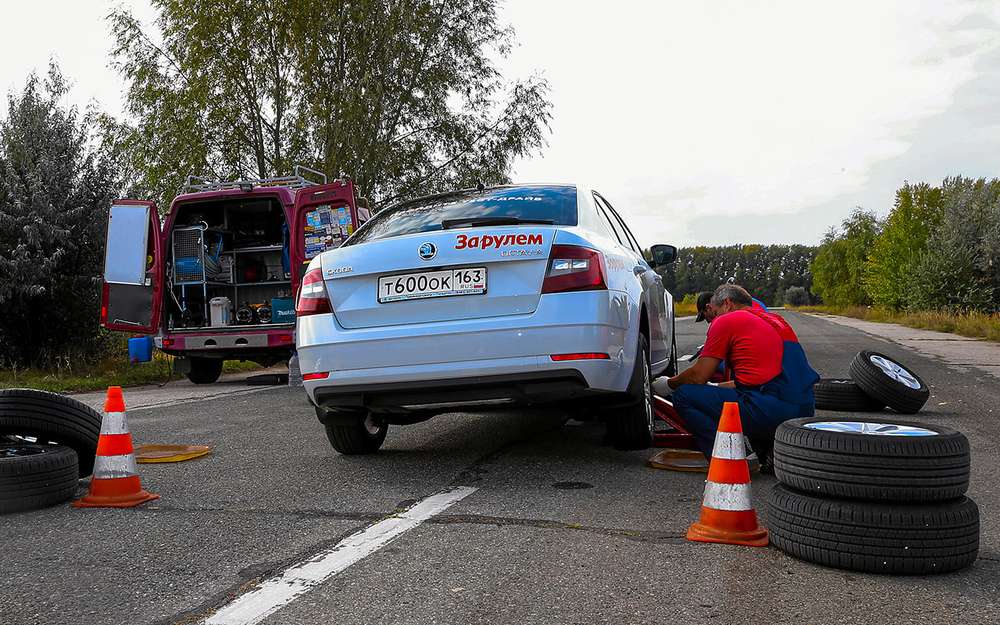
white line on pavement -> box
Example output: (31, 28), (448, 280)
(203, 485), (478, 625)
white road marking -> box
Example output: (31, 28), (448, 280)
(203, 485), (478, 625)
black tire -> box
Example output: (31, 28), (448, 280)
(608, 335), (654, 451)
(813, 378), (884, 412)
(322, 411), (388, 455)
(849, 351), (929, 414)
(774, 417), (970, 501)
(665, 316), (678, 377)
(0, 442), (79, 514)
(0, 389), (101, 477)
(187, 357), (224, 384)
(768, 484), (979, 575)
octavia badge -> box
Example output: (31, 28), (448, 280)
(418, 242), (437, 260)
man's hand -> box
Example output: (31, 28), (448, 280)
(667, 356), (723, 390)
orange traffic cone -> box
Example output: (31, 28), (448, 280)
(73, 386), (159, 508)
(686, 402), (768, 547)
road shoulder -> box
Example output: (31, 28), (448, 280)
(806, 312), (1000, 380)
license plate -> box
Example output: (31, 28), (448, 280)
(378, 267), (487, 303)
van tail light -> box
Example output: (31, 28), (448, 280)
(100, 282), (110, 326)
(541, 245), (607, 294)
(296, 268), (332, 316)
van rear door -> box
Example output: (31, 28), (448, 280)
(290, 180), (358, 291)
(101, 200), (163, 333)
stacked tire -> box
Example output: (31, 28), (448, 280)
(767, 417), (979, 574)
(814, 351), (930, 414)
(0, 389), (102, 514)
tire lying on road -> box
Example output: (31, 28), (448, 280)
(813, 379), (884, 412)
(0, 441), (79, 514)
(774, 417), (970, 501)
(0, 389), (102, 476)
(849, 351), (929, 414)
(767, 483), (979, 575)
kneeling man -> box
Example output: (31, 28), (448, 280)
(666, 284), (819, 462)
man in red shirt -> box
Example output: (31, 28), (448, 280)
(666, 284), (819, 462)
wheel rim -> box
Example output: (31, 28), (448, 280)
(869, 355), (922, 390)
(363, 414), (382, 436)
(804, 421), (938, 436)
(642, 353), (654, 435)
(1, 444), (46, 458)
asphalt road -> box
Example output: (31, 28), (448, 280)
(1, 312), (998, 625)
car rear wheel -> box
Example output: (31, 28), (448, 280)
(186, 358), (223, 384)
(323, 412), (388, 455)
(608, 335), (654, 450)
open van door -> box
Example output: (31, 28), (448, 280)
(290, 180), (359, 292)
(101, 200), (163, 333)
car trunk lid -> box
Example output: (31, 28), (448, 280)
(321, 227), (554, 329)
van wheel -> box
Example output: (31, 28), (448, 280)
(186, 358), (223, 384)
(608, 335), (654, 450)
(324, 413), (387, 455)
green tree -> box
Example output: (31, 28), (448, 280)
(109, 0), (552, 209)
(0, 65), (121, 367)
(811, 209), (880, 306)
(863, 182), (942, 310)
(912, 177), (998, 312)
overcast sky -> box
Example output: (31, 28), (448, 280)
(3, 1), (1000, 247)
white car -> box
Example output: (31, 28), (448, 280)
(296, 184), (678, 454)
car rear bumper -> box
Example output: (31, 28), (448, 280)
(297, 290), (636, 409)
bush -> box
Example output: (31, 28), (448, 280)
(784, 286), (809, 307)
(811, 209), (879, 306)
(863, 183), (942, 310)
(0, 64), (120, 368)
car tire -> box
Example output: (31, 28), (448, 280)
(813, 379), (884, 412)
(0, 442), (79, 514)
(187, 358), (224, 385)
(323, 412), (388, 455)
(774, 417), (970, 501)
(665, 317), (678, 377)
(0, 389), (101, 476)
(608, 335), (654, 451)
(767, 484), (979, 575)
(849, 351), (929, 414)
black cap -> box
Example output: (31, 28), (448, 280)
(694, 291), (713, 322)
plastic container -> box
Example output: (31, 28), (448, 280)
(271, 297), (295, 324)
(128, 336), (154, 363)
(210, 297), (232, 327)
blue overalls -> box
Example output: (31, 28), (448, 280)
(673, 310), (820, 457)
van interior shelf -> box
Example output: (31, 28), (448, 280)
(167, 197), (294, 330)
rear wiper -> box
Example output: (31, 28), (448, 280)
(441, 217), (554, 229)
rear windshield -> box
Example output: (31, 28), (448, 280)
(347, 185), (577, 245)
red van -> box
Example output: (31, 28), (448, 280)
(100, 168), (365, 383)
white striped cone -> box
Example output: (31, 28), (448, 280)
(73, 386), (159, 509)
(686, 402), (768, 546)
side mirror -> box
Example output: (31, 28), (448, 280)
(649, 244), (677, 267)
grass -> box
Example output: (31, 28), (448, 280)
(675, 301), (698, 317)
(0, 351), (262, 394)
(790, 305), (1000, 343)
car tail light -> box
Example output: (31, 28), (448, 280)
(303, 371), (330, 381)
(550, 353), (610, 361)
(541, 245), (607, 294)
(296, 268), (332, 316)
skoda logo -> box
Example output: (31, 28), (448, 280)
(418, 242), (437, 260)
